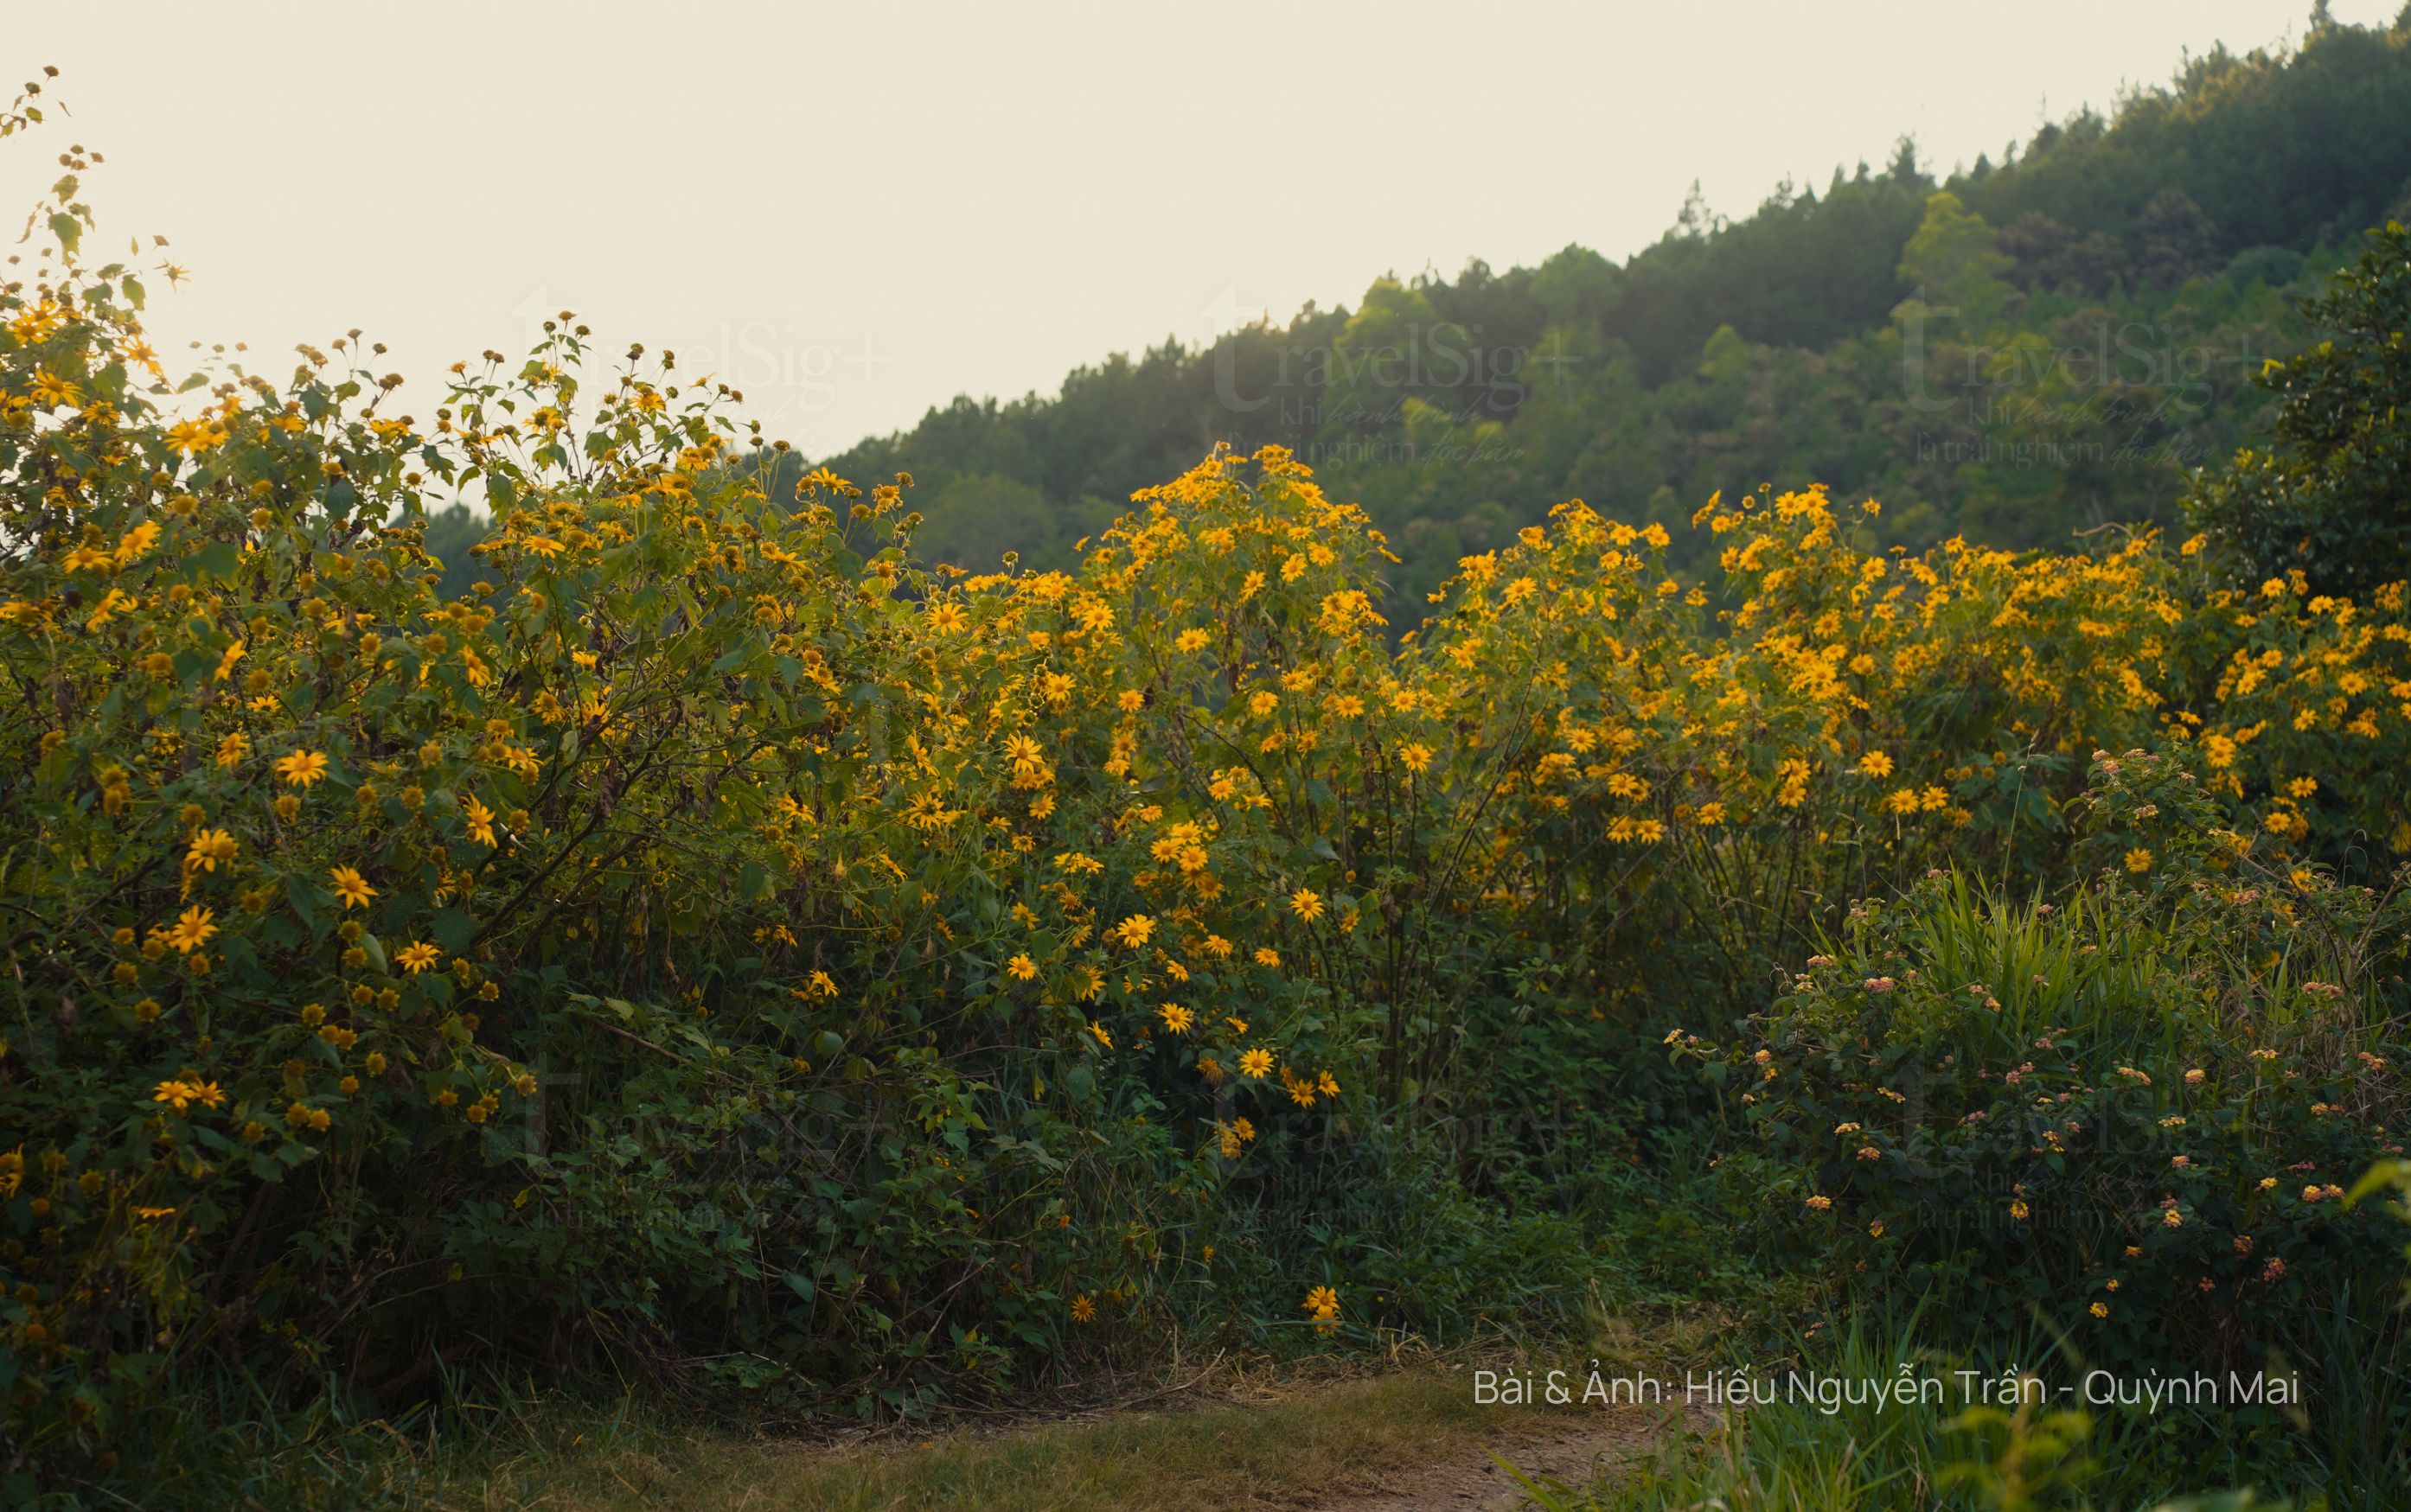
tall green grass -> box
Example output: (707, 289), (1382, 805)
(1505, 1302), (2411, 1512)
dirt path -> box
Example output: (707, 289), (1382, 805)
(514, 1362), (1708, 1511)
(1321, 1405), (1699, 1512)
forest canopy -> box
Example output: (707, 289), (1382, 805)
(696, 14), (2411, 619)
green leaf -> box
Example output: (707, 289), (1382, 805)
(285, 874), (325, 935)
(182, 540), (240, 583)
(430, 908), (476, 954)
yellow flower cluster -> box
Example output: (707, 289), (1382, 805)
(7, 143), (2407, 1424)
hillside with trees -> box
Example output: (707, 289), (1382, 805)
(764, 14), (2411, 615)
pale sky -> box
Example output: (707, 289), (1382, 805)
(3, 2), (2395, 464)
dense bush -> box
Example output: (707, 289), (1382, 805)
(4, 86), (2411, 1505)
(1698, 748), (2409, 1381)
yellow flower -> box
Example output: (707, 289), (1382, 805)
(184, 828), (238, 874)
(275, 750), (331, 788)
(1289, 888), (1325, 923)
(1110, 915), (1155, 948)
(1003, 734), (1046, 774)
(1239, 1048), (1274, 1078)
(329, 865), (377, 910)
(165, 906), (218, 954)
(464, 794), (498, 848)
(164, 416), (222, 454)
(1007, 953), (1038, 981)
(1399, 743), (1433, 774)
(2124, 846), (2152, 874)
(396, 941), (441, 974)
(1158, 1003), (1194, 1033)
(150, 1077), (225, 1114)
(1858, 750), (1894, 779)
(2090, 1302), (2108, 1318)
(1070, 1294), (1096, 1323)
(29, 367), (83, 408)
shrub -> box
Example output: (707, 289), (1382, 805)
(1698, 748), (2410, 1388)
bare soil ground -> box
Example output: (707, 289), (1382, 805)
(1320, 1402), (1698, 1512)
